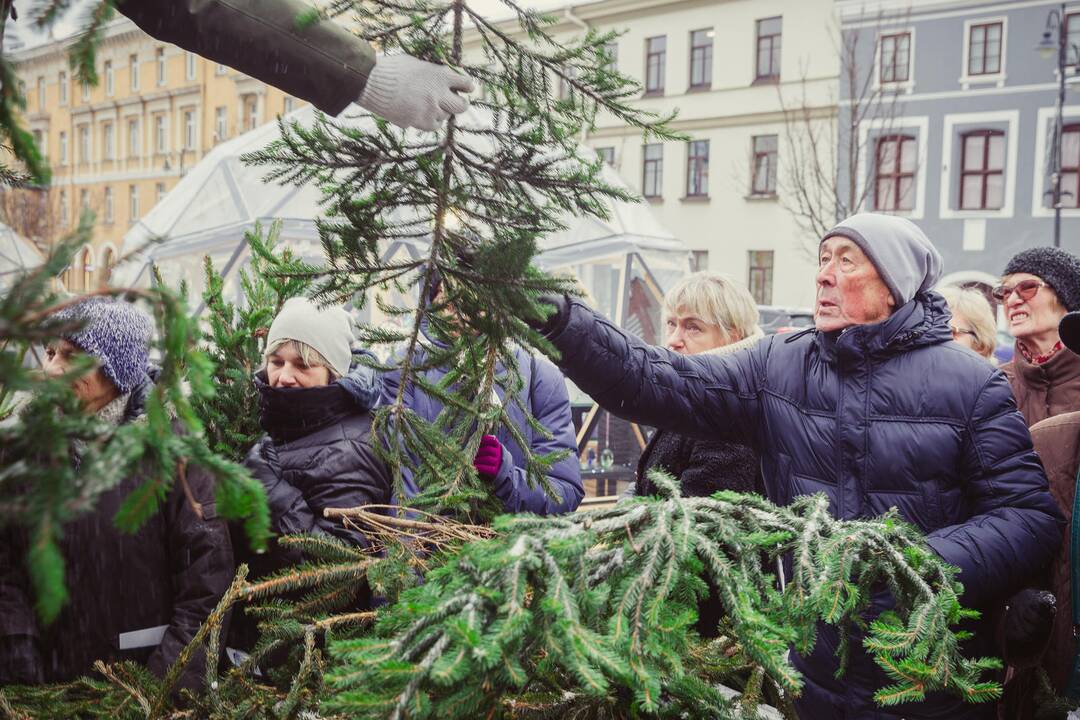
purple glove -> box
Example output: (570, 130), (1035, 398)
(473, 434), (503, 478)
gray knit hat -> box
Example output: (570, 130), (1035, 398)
(1003, 247), (1080, 312)
(821, 213), (943, 307)
(266, 297), (355, 378)
(51, 297), (153, 393)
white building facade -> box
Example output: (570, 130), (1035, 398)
(464, 0), (839, 308)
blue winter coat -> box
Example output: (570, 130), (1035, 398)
(545, 292), (1064, 719)
(381, 347), (583, 516)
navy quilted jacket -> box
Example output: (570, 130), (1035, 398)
(547, 292), (1063, 719)
(382, 346), (583, 515)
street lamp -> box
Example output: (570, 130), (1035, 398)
(1037, 4), (1079, 248)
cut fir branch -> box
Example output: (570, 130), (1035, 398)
(241, 0), (681, 521)
(324, 473), (1001, 719)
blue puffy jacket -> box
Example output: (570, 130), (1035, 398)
(381, 346), (583, 516)
(545, 292), (1064, 719)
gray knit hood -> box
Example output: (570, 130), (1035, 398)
(821, 213), (943, 307)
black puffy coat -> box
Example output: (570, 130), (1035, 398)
(0, 378), (235, 690)
(244, 367), (391, 549)
(544, 293), (1064, 720)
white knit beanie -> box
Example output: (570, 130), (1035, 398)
(266, 298), (355, 378)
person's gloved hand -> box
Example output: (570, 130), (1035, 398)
(473, 434), (504, 479)
(525, 294), (570, 336)
(358, 54), (475, 131)
(1004, 588), (1056, 668)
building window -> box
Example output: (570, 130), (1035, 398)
(59, 71), (68, 105)
(755, 17), (782, 81)
(59, 190), (69, 226)
(689, 29), (713, 89)
(128, 118), (140, 157)
(102, 122), (114, 160)
(874, 135), (916, 211)
(960, 129), (1005, 210)
(155, 115), (167, 153)
(36, 77), (45, 111)
(967, 22), (1002, 76)
(101, 247), (116, 284)
(130, 53), (139, 90)
(216, 63), (229, 75)
(183, 110), (195, 150)
(156, 48), (166, 85)
(129, 184), (139, 222)
(748, 251), (774, 305)
(103, 186), (114, 224)
(558, 66), (578, 101)
(215, 106), (227, 141)
(156, 182), (166, 204)
(81, 248), (94, 290)
(1060, 124), (1080, 209)
(185, 51), (197, 80)
(1068, 13), (1080, 65)
(32, 130), (43, 157)
(81, 79), (89, 102)
(602, 42), (618, 70)
(245, 97), (259, 130)
(645, 36), (666, 95)
(751, 134), (778, 196)
(879, 32), (911, 84)
(284, 96), (295, 114)
(686, 139), (709, 197)
(642, 143), (663, 198)
(596, 146), (615, 165)
(78, 125), (90, 163)
(79, 188), (89, 210)
(59, 131), (68, 165)
(104, 60), (113, 95)
(690, 249), (709, 272)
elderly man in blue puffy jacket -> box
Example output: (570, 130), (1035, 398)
(530, 213), (1064, 719)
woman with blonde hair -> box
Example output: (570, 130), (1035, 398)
(633, 271), (765, 499)
(937, 285), (998, 362)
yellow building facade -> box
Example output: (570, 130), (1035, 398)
(9, 17), (305, 291)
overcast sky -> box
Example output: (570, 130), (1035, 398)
(10, 0), (580, 49)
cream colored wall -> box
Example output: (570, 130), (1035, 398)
(12, 19), (306, 292)
(464, 0), (839, 307)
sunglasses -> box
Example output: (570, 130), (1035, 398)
(991, 279), (1049, 302)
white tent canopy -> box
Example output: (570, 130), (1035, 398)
(0, 222), (44, 293)
(115, 103), (688, 321)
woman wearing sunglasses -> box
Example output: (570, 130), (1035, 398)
(997, 247), (1080, 426)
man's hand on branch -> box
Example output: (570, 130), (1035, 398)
(358, 55), (475, 131)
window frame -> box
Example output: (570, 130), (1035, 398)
(59, 70), (68, 105)
(103, 186), (114, 224)
(215, 106), (227, 141)
(185, 51), (197, 81)
(754, 16), (782, 82)
(959, 129), (1005, 211)
(688, 29), (713, 90)
(642, 143), (664, 199)
(156, 48), (167, 86)
(183, 109), (196, 150)
(750, 134), (778, 196)
(596, 146), (615, 165)
(967, 21), (1003, 77)
(154, 114), (167, 154)
(102, 122), (115, 160)
(129, 184), (140, 222)
(36, 76), (45, 111)
(1060, 123), (1080, 210)
(58, 130), (68, 165)
(104, 60), (114, 96)
(878, 31), (911, 85)
(748, 250), (774, 305)
(685, 139), (709, 197)
(130, 53), (140, 90)
(644, 35), (666, 96)
(873, 134), (917, 212)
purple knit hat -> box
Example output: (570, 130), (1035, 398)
(51, 297), (153, 393)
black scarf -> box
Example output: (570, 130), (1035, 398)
(254, 371), (358, 444)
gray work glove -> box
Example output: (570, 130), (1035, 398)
(358, 54), (475, 131)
